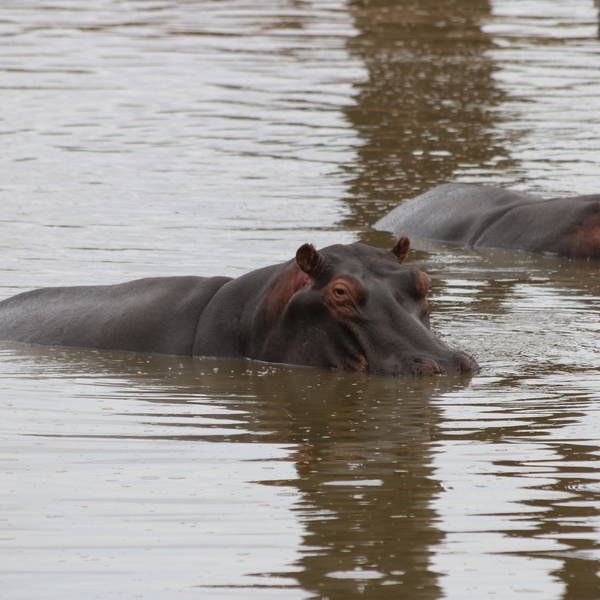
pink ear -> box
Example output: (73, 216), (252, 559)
(296, 243), (322, 275)
(391, 236), (410, 263)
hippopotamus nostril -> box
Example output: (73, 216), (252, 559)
(354, 354), (369, 373)
(455, 351), (479, 374)
(412, 357), (443, 376)
(411, 352), (477, 376)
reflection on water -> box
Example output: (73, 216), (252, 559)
(1, 344), (468, 598)
(2, 0), (600, 599)
(1, 348), (303, 598)
(3, 270), (600, 598)
(343, 0), (515, 227)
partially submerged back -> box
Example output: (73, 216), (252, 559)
(375, 183), (542, 246)
(0, 276), (230, 355)
(375, 183), (600, 257)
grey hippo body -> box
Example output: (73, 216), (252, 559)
(375, 183), (600, 258)
(0, 240), (476, 376)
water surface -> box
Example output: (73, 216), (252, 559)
(2, 1), (600, 598)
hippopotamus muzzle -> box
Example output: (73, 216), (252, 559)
(377, 352), (478, 377)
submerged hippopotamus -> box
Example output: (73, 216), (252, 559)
(375, 183), (600, 258)
(0, 240), (476, 376)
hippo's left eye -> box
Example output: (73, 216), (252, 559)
(333, 287), (347, 297)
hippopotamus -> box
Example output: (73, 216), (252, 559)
(375, 183), (600, 258)
(0, 239), (476, 376)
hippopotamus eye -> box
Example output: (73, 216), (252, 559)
(326, 277), (364, 314)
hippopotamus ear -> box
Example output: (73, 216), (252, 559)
(391, 236), (410, 263)
(296, 243), (322, 276)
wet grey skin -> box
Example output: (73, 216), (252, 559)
(375, 183), (600, 258)
(0, 240), (476, 377)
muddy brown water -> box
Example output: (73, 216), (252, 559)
(2, 1), (600, 598)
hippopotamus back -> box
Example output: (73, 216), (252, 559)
(0, 276), (231, 355)
(375, 183), (600, 257)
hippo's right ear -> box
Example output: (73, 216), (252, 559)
(391, 236), (410, 263)
(296, 243), (323, 276)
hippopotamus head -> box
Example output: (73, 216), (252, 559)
(256, 239), (477, 376)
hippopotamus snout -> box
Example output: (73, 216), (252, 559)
(409, 354), (477, 376)
(377, 350), (478, 377)
(419, 349), (478, 376)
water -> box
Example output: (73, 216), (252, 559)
(2, 1), (600, 598)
